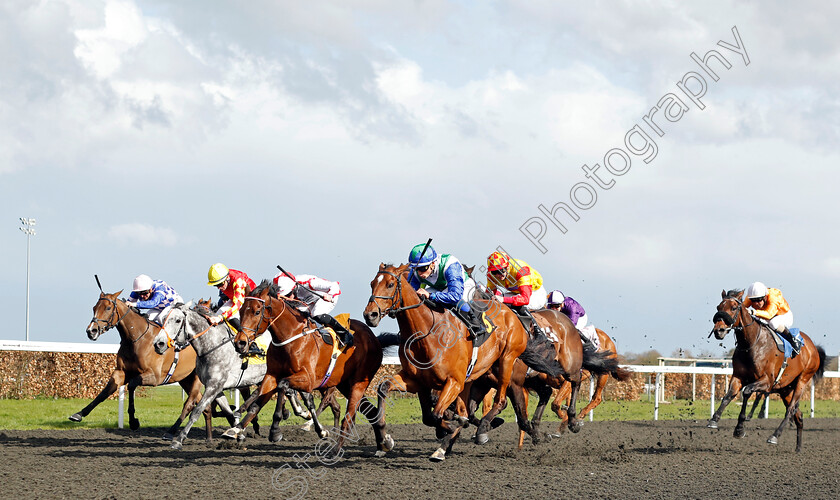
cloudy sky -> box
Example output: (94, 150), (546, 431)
(2, 0), (838, 359)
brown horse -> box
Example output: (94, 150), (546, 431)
(225, 280), (389, 456)
(77, 291), (223, 440)
(363, 264), (563, 461)
(550, 328), (631, 432)
(708, 289), (826, 451)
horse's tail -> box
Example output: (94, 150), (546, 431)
(376, 332), (401, 348)
(582, 349), (624, 379)
(519, 334), (565, 378)
(815, 345), (827, 382)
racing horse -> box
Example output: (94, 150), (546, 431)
(77, 290), (220, 440)
(708, 289), (826, 451)
(153, 302), (287, 449)
(363, 263), (563, 461)
(224, 280), (391, 457)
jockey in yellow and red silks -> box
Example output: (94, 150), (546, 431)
(485, 251), (547, 310)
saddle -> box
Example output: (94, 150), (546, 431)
(316, 313), (354, 353)
(765, 325), (803, 359)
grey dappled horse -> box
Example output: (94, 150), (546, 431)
(154, 303), (285, 449)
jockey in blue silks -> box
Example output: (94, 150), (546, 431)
(406, 243), (486, 340)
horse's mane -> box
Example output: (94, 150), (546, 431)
(252, 279), (291, 299)
(725, 289), (743, 299)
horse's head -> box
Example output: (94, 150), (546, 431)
(236, 280), (277, 354)
(364, 263), (411, 327)
(86, 290), (124, 340)
(154, 304), (189, 354)
(712, 289), (744, 340)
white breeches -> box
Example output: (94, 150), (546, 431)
(147, 298), (183, 323)
(309, 298), (337, 317)
(768, 311), (794, 332)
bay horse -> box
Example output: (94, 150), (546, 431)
(77, 291), (223, 440)
(708, 289), (826, 451)
(549, 328), (631, 432)
(224, 280), (390, 457)
(153, 303), (287, 449)
(363, 263), (563, 461)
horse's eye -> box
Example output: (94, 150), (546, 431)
(387, 282), (394, 289)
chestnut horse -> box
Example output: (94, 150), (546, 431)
(708, 289), (826, 451)
(225, 280), (389, 456)
(77, 291), (222, 440)
(550, 328), (631, 432)
(363, 264), (563, 461)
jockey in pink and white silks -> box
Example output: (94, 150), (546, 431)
(125, 274), (183, 324)
(273, 270), (353, 348)
(547, 290), (599, 353)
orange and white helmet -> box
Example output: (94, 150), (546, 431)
(487, 251), (510, 273)
(207, 263), (229, 286)
(132, 274), (153, 292)
(273, 271), (296, 296)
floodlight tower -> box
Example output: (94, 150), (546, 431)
(19, 218), (36, 341)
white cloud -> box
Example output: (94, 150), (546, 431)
(108, 223), (178, 246)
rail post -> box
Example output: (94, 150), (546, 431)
(710, 373), (715, 418)
(589, 376), (595, 422)
(118, 385), (125, 429)
(654, 372), (661, 420)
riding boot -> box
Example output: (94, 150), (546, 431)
(778, 327), (801, 357)
(313, 314), (354, 348)
(462, 309), (487, 341)
(514, 306), (546, 339)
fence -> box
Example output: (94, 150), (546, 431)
(2, 340), (839, 426)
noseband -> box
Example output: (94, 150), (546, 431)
(90, 297), (151, 343)
(711, 297), (755, 338)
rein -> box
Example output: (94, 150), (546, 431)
(241, 294), (316, 348)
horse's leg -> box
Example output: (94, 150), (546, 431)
(223, 373), (278, 440)
(289, 390), (312, 419)
(301, 388), (336, 432)
(514, 385), (531, 449)
(171, 383), (224, 450)
(709, 376), (743, 429)
(328, 382), (368, 458)
(734, 379), (769, 438)
(297, 385), (328, 439)
(565, 375), (582, 433)
(577, 372), (608, 420)
(476, 353), (518, 444)
(268, 392), (286, 442)
(551, 384), (571, 434)
(530, 382), (553, 444)
(237, 387), (259, 435)
(768, 380), (806, 450)
(163, 373), (200, 439)
(467, 381), (491, 427)
(746, 391), (766, 422)
(70, 369), (126, 422)
(125, 375), (142, 431)
(356, 372), (414, 457)
(792, 402), (804, 452)
(430, 377), (468, 461)
(207, 393), (235, 443)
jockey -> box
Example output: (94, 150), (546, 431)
(486, 251), (547, 336)
(124, 274), (183, 324)
(206, 263), (264, 355)
(745, 281), (801, 356)
(273, 270), (353, 348)
(547, 290), (597, 353)
(406, 242), (486, 340)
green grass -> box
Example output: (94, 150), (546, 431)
(2, 386), (839, 430)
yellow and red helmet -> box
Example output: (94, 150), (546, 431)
(487, 251), (510, 273)
(207, 263), (230, 286)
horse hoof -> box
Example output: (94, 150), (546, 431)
(383, 434), (395, 452)
(548, 433), (563, 439)
(375, 450), (388, 458)
(707, 421), (718, 429)
(162, 432), (175, 441)
(734, 430), (746, 439)
(269, 430), (283, 443)
(222, 428), (241, 440)
(767, 436), (778, 445)
(429, 448), (446, 462)
(129, 418), (140, 431)
(475, 433), (489, 445)
(569, 422), (582, 434)
(170, 441), (183, 450)
(319, 429), (329, 439)
(301, 420), (314, 432)
(68, 413), (83, 423)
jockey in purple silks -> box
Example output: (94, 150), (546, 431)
(547, 291), (598, 352)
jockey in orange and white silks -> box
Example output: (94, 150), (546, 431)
(273, 270), (352, 348)
(744, 281), (800, 355)
(485, 251), (547, 310)
(125, 274), (183, 323)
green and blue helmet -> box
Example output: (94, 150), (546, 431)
(408, 243), (437, 267)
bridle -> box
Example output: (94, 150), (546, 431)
(367, 269), (424, 318)
(712, 297), (756, 341)
(160, 305), (230, 355)
(90, 296), (151, 343)
(240, 294), (315, 348)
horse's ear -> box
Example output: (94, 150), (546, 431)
(185, 301), (193, 308)
(721, 289), (727, 299)
(379, 262), (386, 270)
(115, 289), (123, 298)
(735, 290), (744, 300)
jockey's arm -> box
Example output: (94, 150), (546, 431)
(221, 279), (247, 320)
(428, 263), (465, 307)
(501, 285), (532, 306)
(136, 290), (165, 309)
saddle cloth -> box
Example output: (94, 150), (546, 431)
(766, 325), (803, 359)
(318, 313), (353, 353)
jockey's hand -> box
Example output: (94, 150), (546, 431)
(125, 301), (137, 307)
(416, 288), (430, 299)
(209, 315), (223, 325)
(323, 294), (334, 303)
(494, 295), (506, 303)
